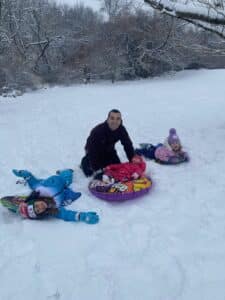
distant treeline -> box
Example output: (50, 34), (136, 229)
(0, 0), (225, 95)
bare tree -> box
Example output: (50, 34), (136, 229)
(1, 0), (225, 96)
(144, 0), (225, 38)
(100, 0), (134, 19)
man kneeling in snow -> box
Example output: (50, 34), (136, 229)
(80, 109), (135, 179)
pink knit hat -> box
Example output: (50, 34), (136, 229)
(168, 128), (181, 146)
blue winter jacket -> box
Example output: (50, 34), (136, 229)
(55, 207), (78, 222)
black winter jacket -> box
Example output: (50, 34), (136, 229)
(85, 121), (134, 171)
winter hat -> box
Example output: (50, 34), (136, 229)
(131, 155), (144, 164)
(168, 128), (181, 146)
(19, 202), (37, 219)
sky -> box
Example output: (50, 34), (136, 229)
(52, 0), (146, 11)
(53, 0), (101, 10)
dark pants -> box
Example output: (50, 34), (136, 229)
(80, 151), (121, 177)
(135, 143), (163, 159)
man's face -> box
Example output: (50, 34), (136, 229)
(107, 112), (122, 131)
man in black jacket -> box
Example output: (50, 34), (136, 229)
(80, 109), (135, 177)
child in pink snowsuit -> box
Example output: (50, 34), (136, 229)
(154, 128), (189, 164)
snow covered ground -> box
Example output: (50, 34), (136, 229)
(1, 69), (225, 300)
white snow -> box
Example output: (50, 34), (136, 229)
(1, 69), (225, 300)
(145, 0), (225, 23)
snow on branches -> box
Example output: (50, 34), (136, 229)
(144, 0), (225, 38)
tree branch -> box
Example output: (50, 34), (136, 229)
(144, 0), (225, 25)
(144, 0), (225, 38)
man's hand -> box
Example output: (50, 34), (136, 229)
(93, 169), (104, 180)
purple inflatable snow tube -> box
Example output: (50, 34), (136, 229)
(89, 177), (152, 201)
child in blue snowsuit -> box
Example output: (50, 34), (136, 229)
(8, 169), (99, 224)
(12, 192), (99, 224)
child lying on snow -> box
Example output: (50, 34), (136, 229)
(135, 128), (189, 164)
(95, 155), (146, 183)
(1, 192), (99, 224)
(1, 169), (99, 224)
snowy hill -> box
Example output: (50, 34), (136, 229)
(1, 69), (225, 300)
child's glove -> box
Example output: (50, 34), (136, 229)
(132, 172), (140, 180)
(78, 212), (99, 224)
